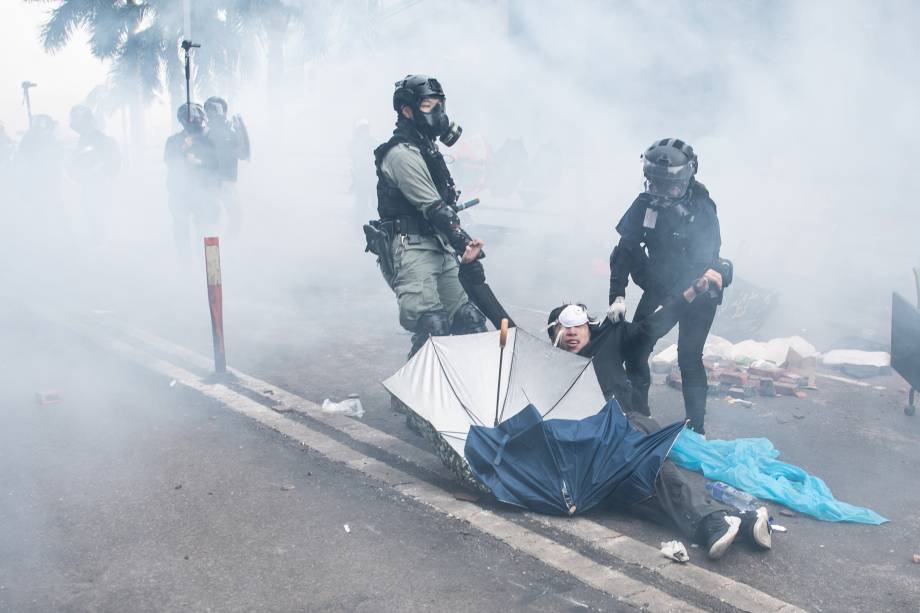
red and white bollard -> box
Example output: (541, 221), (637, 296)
(203, 237), (227, 374)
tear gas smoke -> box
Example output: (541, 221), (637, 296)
(1, 0), (917, 353)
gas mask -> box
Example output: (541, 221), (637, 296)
(413, 99), (462, 147)
(178, 103), (207, 134)
(646, 176), (692, 200)
(646, 182), (693, 218)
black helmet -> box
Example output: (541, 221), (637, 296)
(392, 75), (444, 111)
(641, 138), (698, 199)
(69, 104), (95, 134)
(204, 96), (228, 119)
(177, 103), (206, 133)
(392, 74), (462, 146)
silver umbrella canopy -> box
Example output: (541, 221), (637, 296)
(383, 327), (606, 483)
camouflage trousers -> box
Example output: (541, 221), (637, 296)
(390, 242), (469, 332)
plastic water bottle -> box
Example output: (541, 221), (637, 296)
(704, 481), (759, 512)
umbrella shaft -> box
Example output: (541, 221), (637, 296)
(494, 347), (505, 426)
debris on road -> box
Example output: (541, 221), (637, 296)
(821, 349), (891, 378)
(174, 484), (182, 490)
(912, 554), (920, 564)
(705, 480), (760, 512)
(452, 490), (481, 502)
(771, 524), (787, 533)
(726, 397), (754, 408)
(657, 336), (821, 401)
(281, 485), (295, 491)
(35, 390), (61, 405)
(343, 524), (351, 533)
(169, 380), (177, 387)
(779, 509), (796, 517)
(651, 344), (678, 373)
(660, 540), (689, 563)
(322, 395), (365, 418)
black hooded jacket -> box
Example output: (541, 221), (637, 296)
(566, 298), (688, 411)
(609, 181), (721, 302)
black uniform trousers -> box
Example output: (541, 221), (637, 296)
(626, 289), (718, 432)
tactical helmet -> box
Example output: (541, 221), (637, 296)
(69, 105), (95, 133)
(177, 103), (206, 132)
(392, 75), (444, 112)
(392, 74), (462, 146)
(31, 114), (56, 134)
(641, 138), (698, 199)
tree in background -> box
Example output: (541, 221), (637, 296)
(27, 0), (297, 144)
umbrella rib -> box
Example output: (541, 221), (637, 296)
(541, 357), (596, 419)
(430, 340), (486, 427)
(439, 431), (470, 439)
(496, 327), (520, 424)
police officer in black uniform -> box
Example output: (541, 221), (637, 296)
(607, 138), (727, 434)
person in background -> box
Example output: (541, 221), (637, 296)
(67, 105), (121, 244)
(204, 96), (249, 238)
(164, 103), (220, 257)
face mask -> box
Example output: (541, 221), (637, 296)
(205, 106), (225, 124)
(647, 177), (691, 201)
(414, 100), (462, 146)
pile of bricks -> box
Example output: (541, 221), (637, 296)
(665, 352), (817, 400)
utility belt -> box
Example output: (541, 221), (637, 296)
(380, 215), (435, 244)
(363, 215), (438, 282)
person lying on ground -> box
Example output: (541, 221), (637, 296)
(550, 269), (723, 415)
(546, 274), (772, 559)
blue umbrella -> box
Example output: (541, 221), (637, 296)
(465, 399), (685, 516)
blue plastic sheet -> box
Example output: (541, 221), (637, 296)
(669, 429), (888, 524)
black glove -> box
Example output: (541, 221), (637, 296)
(427, 200), (472, 253)
(458, 260), (485, 285)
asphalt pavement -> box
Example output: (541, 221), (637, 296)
(0, 305), (623, 612)
(81, 275), (920, 613)
(2, 225), (919, 612)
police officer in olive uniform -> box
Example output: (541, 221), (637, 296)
(373, 75), (487, 357)
(607, 138), (728, 434)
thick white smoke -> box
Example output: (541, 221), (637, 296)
(1, 0), (917, 348)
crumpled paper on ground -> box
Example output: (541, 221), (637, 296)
(660, 540), (689, 563)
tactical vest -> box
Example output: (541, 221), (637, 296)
(374, 121), (459, 221)
(639, 182), (720, 293)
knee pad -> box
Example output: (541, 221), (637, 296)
(409, 309), (450, 358)
(417, 310), (451, 336)
(450, 302), (487, 335)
